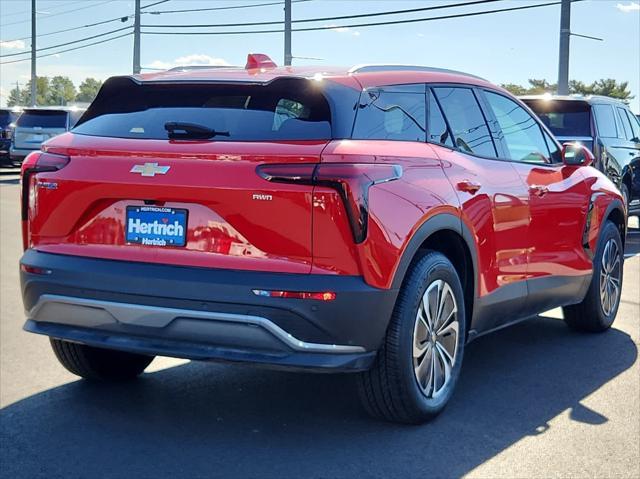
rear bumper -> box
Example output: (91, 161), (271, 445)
(21, 250), (398, 371)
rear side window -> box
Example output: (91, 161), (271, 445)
(427, 91), (453, 147)
(592, 104), (618, 138)
(74, 79), (331, 141)
(16, 110), (68, 128)
(433, 87), (496, 158)
(622, 108), (640, 140)
(484, 91), (550, 163)
(522, 100), (591, 138)
(352, 88), (425, 142)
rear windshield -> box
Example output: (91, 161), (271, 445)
(16, 110), (68, 128)
(74, 78), (332, 141)
(522, 100), (591, 137)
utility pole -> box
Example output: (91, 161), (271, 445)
(30, 0), (36, 106)
(557, 0), (571, 95)
(133, 0), (141, 74)
(284, 0), (292, 66)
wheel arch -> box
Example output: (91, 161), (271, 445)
(391, 213), (478, 332)
(603, 198), (626, 247)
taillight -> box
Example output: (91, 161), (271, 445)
(257, 163), (402, 243)
(21, 151), (70, 250)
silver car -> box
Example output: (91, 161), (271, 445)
(10, 107), (85, 163)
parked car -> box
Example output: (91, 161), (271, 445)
(10, 106), (85, 164)
(0, 107), (21, 166)
(521, 95), (640, 217)
(20, 56), (626, 424)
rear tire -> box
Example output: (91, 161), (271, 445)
(563, 221), (623, 332)
(50, 339), (154, 380)
(357, 251), (466, 424)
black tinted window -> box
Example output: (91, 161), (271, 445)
(433, 87), (496, 157)
(523, 100), (591, 138)
(485, 91), (550, 163)
(625, 109), (640, 140)
(16, 110), (67, 128)
(352, 88), (425, 142)
(427, 90), (453, 147)
(74, 79), (331, 141)
(593, 104), (617, 138)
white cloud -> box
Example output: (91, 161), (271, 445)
(0, 40), (26, 50)
(616, 2), (640, 12)
(325, 25), (360, 36)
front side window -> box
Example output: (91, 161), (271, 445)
(592, 104), (618, 138)
(485, 91), (550, 163)
(432, 87), (497, 158)
(352, 88), (425, 142)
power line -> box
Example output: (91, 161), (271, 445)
(143, 0), (578, 36)
(0, 26), (132, 58)
(1, 0), (117, 27)
(1, 16), (133, 43)
(144, 0), (310, 15)
(0, 32), (132, 65)
(141, 0), (170, 9)
(143, 0), (502, 28)
(0, 0), (88, 18)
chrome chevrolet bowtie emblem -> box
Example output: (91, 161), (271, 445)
(130, 162), (170, 177)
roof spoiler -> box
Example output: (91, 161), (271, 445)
(245, 53), (277, 70)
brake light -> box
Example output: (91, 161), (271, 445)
(257, 163), (402, 243)
(252, 289), (336, 301)
(21, 151), (70, 250)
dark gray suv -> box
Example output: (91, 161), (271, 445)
(521, 95), (640, 217)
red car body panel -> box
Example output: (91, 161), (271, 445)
(22, 67), (625, 308)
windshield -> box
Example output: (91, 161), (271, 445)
(16, 110), (68, 128)
(74, 79), (332, 141)
(522, 100), (592, 138)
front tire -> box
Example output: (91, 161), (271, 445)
(563, 220), (624, 332)
(358, 251), (466, 424)
(50, 339), (154, 380)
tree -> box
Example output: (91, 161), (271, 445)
(7, 86), (24, 107)
(18, 76), (50, 106)
(47, 76), (77, 106)
(501, 78), (634, 102)
(75, 78), (103, 103)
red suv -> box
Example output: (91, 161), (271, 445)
(20, 57), (626, 423)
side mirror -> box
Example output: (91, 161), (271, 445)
(562, 142), (594, 167)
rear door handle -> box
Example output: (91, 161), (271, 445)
(529, 185), (549, 197)
(457, 180), (481, 194)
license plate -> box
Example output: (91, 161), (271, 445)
(126, 206), (188, 247)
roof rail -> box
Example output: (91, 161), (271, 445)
(348, 64), (487, 81)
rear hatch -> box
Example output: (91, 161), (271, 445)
(13, 109), (68, 150)
(26, 77), (342, 274)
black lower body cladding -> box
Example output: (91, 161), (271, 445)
(20, 250), (398, 371)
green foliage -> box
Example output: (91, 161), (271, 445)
(76, 78), (103, 103)
(5, 75), (103, 107)
(48, 76), (77, 105)
(501, 78), (634, 102)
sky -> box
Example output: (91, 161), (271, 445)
(1, 0), (639, 112)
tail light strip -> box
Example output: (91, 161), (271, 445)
(257, 163), (402, 244)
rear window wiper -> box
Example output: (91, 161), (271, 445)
(164, 121), (230, 140)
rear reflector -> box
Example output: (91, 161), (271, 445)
(20, 264), (52, 275)
(252, 289), (336, 301)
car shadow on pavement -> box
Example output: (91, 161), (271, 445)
(0, 317), (636, 478)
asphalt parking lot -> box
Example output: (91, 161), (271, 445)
(1, 173), (638, 479)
